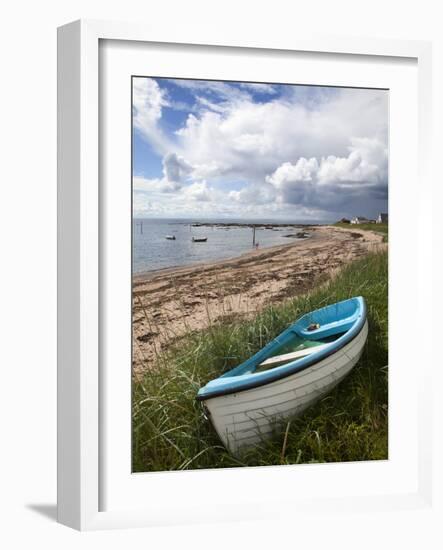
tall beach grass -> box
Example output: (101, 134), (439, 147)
(334, 222), (388, 242)
(133, 249), (388, 472)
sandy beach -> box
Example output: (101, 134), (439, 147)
(132, 225), (386, 374)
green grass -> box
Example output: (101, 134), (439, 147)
(334, 222), (389, 242)
(132, 249), (388, 472)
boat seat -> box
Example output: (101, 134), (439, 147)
(258, 342), (330, 369)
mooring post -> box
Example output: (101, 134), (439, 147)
(252, 225), (256, 246)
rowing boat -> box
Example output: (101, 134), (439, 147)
(197, 296), (368, 455)
(192, 237), (207, 242)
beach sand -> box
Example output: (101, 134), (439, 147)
(132, 225), (386, 375)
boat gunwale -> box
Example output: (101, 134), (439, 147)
(197, 298), (367, 401)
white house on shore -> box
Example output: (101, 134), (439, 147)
(351, 216), (368, 224)
(377, 213), (388, 224)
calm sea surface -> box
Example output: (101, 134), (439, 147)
(132, 218), (326, 274)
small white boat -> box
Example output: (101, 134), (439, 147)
(197, 297), (368, 455)
(192, 236), (207, 242)
(165, 235), (176, 240)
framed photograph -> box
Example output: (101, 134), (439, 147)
(57, 20), (433, 530)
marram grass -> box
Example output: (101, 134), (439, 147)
(132, 249), (388, 472)
(334, 221), (389, 242)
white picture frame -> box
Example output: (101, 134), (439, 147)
(57, 19), (434, 531)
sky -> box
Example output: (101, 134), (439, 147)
(132, 77), (388, 222)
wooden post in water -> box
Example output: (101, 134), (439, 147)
(252, 225), (256, 246)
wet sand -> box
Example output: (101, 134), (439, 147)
(132, 225), (386, 374)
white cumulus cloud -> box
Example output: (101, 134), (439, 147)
(265, 137), (388, 211)
(132, 77), (173, 154)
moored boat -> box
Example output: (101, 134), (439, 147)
(192, 236), (207, 242)
(197, 296), (368, 455)
(165, 235), (176, 240)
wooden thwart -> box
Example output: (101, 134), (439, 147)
(259, 343), (330, 367)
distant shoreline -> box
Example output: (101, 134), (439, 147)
(180, 221), (323, 228)
(133, 218), (330, 226)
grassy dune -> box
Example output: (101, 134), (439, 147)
(132, 249), (388, 472)
(335, 222), (389, 242)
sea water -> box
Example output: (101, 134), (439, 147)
(132, 218), (321, 274)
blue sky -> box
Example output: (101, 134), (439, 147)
(132, 77), (388, 221)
